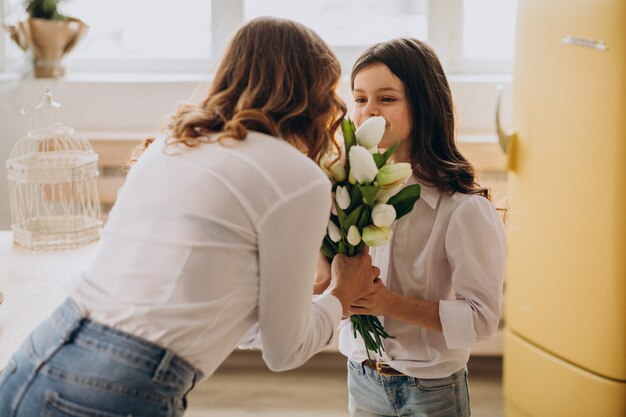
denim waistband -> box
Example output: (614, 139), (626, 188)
(50, 298), (204, 386)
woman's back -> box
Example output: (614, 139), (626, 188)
(67, 132), (331, 377)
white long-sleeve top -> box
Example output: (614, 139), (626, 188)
(67, 132), (341, 380)
(339, 177), (506, 378)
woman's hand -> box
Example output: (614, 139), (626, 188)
(313, 253), (332, 295)
(328, 249), (377, 316)
(349, 278), (393, 316)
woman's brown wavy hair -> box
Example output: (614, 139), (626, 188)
(352, 38), (481, 195)
(165, 17), (345, 162)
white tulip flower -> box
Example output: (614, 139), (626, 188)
(355, 116), (386, 149)
(371, 204), (397, 227)
(335, 185), (351, 210)
(349, 145), (379, 184)
(376, 163), (412, 190)
(347, 225), (362, 246)
(320, 153), (346, 182)
(328, 220), (341, 243)
(362, 225), (392, 247)
(348, 169), (357, 185)
(375, 185), (403, 204)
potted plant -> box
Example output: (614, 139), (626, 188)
(5, 0), (88, 77)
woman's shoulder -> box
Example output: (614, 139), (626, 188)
(245, 131), (329, 179)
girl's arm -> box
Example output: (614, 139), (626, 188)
(351, 196), (505, 344)
(439, 197), (506, 348)
(350, 280), (442, 333)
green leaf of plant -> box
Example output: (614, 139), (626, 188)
(358, 184), (380, 206)
(381, 143), (399, 164)
(372, 153), (384, 169)
(321, 238), (336, 260)
(357, 206), (370, 230)
(337, 241), (347, 254)
(335, 202), (347, 225)
(348, 184), (362, 211)
(343, 206), (363, 233)
(387, 184), (421, 219)
(341, 119), (356, 151)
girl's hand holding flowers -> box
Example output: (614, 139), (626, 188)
(350, 278), (392, 317)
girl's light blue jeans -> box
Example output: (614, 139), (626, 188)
(347, 359), (471, 417)
(0, 298), (202, 417)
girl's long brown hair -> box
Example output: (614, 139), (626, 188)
(165, 17), (345, 163)
(352, 38), (480, 195)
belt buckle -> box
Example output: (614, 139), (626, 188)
(375, 362), (396, 377)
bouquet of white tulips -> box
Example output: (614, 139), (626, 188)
(320, 116), (421, 357)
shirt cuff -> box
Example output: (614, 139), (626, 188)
(439, 300), (477, 349)
(313, 292), (343, 346)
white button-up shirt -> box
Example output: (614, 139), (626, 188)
(339, 177), (506, 378)
(67, 133), (341, 380)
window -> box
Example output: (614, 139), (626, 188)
(2, 0), (213, 72)
(245, 0), (427, 73)
(1, 0), (517, 75)
(246, 0), (429, 46)
(458, 0), (518, 72)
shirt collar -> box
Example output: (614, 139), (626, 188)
(406, 175), (440, 210)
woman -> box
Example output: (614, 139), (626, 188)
(0, 17), (376, 417)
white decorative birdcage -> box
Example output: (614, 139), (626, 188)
(6, 89), (102, 250)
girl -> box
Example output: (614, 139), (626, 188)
(0, 18), (377, 417)
(340, 38), (506, 416)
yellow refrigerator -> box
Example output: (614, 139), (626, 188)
(502, 0), (626, 416)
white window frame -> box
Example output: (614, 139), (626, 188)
(0, 0), (6, 72)
(0, 0), (514, 75)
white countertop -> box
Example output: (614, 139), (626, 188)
(0, 231), (100, 367)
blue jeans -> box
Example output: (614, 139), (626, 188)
(347, 359), (470, 417)
(0, 299), (202, 417)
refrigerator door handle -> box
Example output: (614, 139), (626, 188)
(562, 35), (608, 51)
(495, 85), (517, 163)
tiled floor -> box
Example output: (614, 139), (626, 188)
(186, 351), (503, 417)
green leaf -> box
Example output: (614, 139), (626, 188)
(388, 184), (421, 219)
(321, 238), (336, 260)
(372, 153), (384, 169)
(348, 185), (363, 211)
(381, 143), (399, 163)
(358, 184), (380, 206)
(335, 202), (347, 225)
(323, 233), (338, 251)
(357, 206), (370, 230)
(372, 143), (398, 169)
(341, 119), (357, 151)
(387, 184), (421, 206)
(342, 206), (363, 233)
(337, 241), (347, 254)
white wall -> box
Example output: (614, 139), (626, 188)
(0, 74), (511, 229)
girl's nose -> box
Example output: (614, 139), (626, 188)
(362, 101), (380, 117)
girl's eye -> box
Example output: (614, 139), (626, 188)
(381, 97), (397, 103)
(354, 97), (366, 104)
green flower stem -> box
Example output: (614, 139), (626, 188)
(350, 314), (393, 359)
